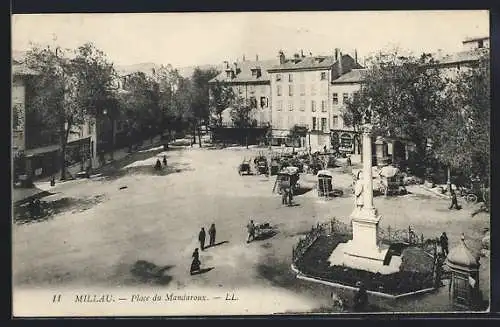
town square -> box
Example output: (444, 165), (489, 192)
(11, 11), (490, 315)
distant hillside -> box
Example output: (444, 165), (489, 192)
(115, 62), (224, 79)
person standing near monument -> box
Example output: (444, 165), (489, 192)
(353, 281), (368, 312)
(440, 232), (449, 256)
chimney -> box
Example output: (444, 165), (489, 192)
(355, 49), (358, 64)
(337, 51), (343, 76)
(334, 48), (339, 61)
(278, 50), (285, 64)
(256, 54), (259, 61)
(243, 54), (246, 61)
(300, 49), (304, 58)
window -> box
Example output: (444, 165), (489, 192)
(250, 96), (257, 108)
(260, 97), (268, 108)
(321, 100), (327, 112)
(299, 116), (306, 126)
(299, 84), (305, 96)
(277, 100), (283, 111)
(312, 117), (317, 131)
(332, 93), (338, 105)
(342, 93), (349, 103)
(288, 101), (294, 111)
(288, 85), (294, 96)
(353, 91), (359, 99)
(289, 74), (293, 82)
(332, 115), (339, 128)
(311, 85), (316, 95)
(277, 85), (282, 96)
(288, 116), (294, 128)
(321, 118), (328, 132)
(300, 100), (306, 111)
(311, 100), (316, 112)
(320, 72), (327, 80)
(276, 74), (282, 82)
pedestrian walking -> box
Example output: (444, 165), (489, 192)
(50, 175), (56, 187)
(449, 189), (460, 210)
(353, 281), (368, 312)
(190, 248), (201, 275)
(198, 228), (206, 251)
(208, 223), (216, 246)
(162, 155), (167, 167)
(440, 232), (449, 256)
(287, 187), (293, 206)
(346, 156), (352, 167)
(247, 220), (255, 243)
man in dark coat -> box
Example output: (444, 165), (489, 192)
(287, 187), (293, 206)
(208, 224), (216, 247)
(162, 155), (167, 167)
(440, 232), (449, 256)
(198, 228), (206, 251)
(247, 220), (255, 243)
(449, 189), (460, 210)
(154, 159), (162, 171)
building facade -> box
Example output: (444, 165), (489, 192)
(12, 60), (98, 182)
(267, 49), (361, 150)
(208, 56), (278, 128)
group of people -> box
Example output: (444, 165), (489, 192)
(191, 224), (217, 275)
(154, 155), (168, 171)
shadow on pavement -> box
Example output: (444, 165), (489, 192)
(130, 260), (174, 285)
(294, 186), (313, 196)
(254, 230), (278, 241)
(190, 267), (215, 275)
(206, 241), (229, 249)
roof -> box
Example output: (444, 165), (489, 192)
(463, 36), (489, 43)
(268, 55), (339, 72)
(331, 69), (367, 84)
(209, 59), (278, 84)
(435, 49), (488, 66)
(12, 64), (39, 76)
(446, 234), (480, 270)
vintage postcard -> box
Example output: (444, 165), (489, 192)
(11, 10), (490, 317)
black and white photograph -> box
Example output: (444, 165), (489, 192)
(11, 10), (490, 316)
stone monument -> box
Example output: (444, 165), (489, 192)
(328, 111), (402, 274)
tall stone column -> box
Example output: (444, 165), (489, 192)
(362, 124), (377, 217)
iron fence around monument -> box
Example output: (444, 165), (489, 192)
(292, 222), (333, 263)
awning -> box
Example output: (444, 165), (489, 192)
(272, 130), (290, 138)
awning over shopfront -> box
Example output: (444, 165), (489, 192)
(272, 130), (290, 138)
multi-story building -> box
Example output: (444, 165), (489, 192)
(267, 49), (361, 149)
(208, 56), (278, 127)
(329, 68), (367, 154)
(12, 58), (98, 182)
(434, 36), (489, 80)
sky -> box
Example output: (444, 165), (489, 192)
(12, 11), (489, 68)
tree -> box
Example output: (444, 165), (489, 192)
(190, 67), (220, 147)
(343, 50), (450, 175)
(432, 53), (490, 183)
(25, 42), (117, 180)
(230, 96), (256, 148)
(209, 80), (235, 127)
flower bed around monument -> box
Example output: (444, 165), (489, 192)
(295, 234), (436, 296)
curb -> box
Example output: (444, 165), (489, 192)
(290, 263), (436, 300)
(419, 185), (450, 199)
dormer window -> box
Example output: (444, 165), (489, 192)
(226, 69), (235, 79)
(251, 67), (261, 78)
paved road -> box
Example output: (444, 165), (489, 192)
(12, 146), (490, 314)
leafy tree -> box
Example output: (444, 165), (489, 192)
(230, 96), (256, 148)
(190, 67), (220, 147)
(342, 50), (450, 175)
(432, 53), (490, 183)
(209, 80), (235, 127)
(25, 42), (117, 180)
